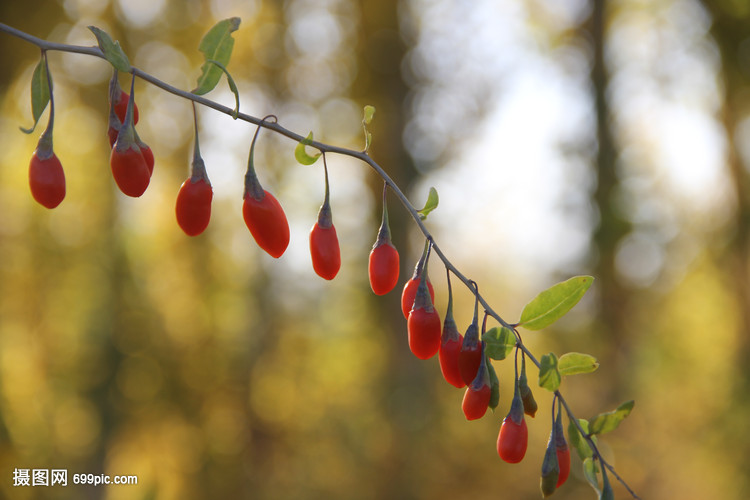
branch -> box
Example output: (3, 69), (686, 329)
(0, 22), (640, 499)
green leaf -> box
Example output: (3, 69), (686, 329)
(295, 132), (321, 165)
(558, 352), (599, 376)
(417, 187), (439, 220)
(538, 352), (560, 392)
(363, 105), (376, 125)
(88, 26), (131, 72)
(205, 59), (240, 118)
(193, 17), (241, 95)
(589, 400), (635, 435)
(583, 457), (601, 495)
(600, 467), (614, 500)
(488, 361), (500, 411)
(568, 418), (596, 460)
(483, 326), (516, 360)
(20, 56), (50, 134)
(518, 275), (594, 330)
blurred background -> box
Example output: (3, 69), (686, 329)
(0, 0), (748, 498)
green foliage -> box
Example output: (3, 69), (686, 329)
(488, 361), (500, 410)
(583, 458), (600, 494)
(20, 54), (49, 134)
(483, 326), (516, 360)
(295, 132), (322, 165)
(205, 59), (240, 119)
(362, 104), (375, 152)
(417, 186), (439, 220)
(193, 17), (241, 95)
(88, 26), (130, 72)
(558, 352), (599, 376)
(538, 352), (561, 391)
(589, 400), (635, 435)
(518, 275), (593, 330)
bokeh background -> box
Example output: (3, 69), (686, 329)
(1, 0), (749, 498)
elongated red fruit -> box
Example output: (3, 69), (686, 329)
(407, 307), (441, 360)
(497, 416), (528, 463)
(401, 277), (435, 319)
(462, 382), (491, 420)
(110, 146), (150, 197)
(458, 332), (482, 386)
(29, 150), (65, 208)
(310, 222), (341, 280)
(113, 90), (139, 125)
(556, 445), (570, 488)
(243, 190), (290, 258)
(176, 178), (213, 236)
(439, 333), (464, 388)
(369, 243), (399, 295)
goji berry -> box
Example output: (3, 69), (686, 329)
(176, 177), (212, 236)
(29, 149), (65, 209)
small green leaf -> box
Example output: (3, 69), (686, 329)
(295, 132), (321, 165)
(538, 352), (561, 392)
(488, 361), (500, 411)
(193, 17), (241, 95)
(568, 418), (597, 460)
(417, 187), (439, 220)
(583, 457), (601, 494)
(205, 59), (240, 118)
(518, 275), (593, 330)
(558, 352), (599, 376)
(88, 26), (131, 72)
(483, 326), (516, 360)
(363, 105), (376, 125)
(589, 400), (635, 435)
(20, 56), (50, 134)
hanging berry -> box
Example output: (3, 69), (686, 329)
(28, 52), (65, 209)
(309, 154), (341, 280)
(242, 116), (290, 258)
(458, 283), (482, 385)
(401, 240), (435, 318)
(439, 270), (464, 388)
(176, 103), (213, 236)
(462, 342), (491, 420)
(110, 73), (150, 197)
(519, 352), (538, 418)
(368, 182), (400, 294)
(407, 241), (441, 359)
(554, 399), (570, 489)
(497, 348), (528, 464)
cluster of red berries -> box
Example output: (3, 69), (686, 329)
(401, 242), (571, 495)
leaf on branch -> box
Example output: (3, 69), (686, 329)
(518, 275), (593, 330)
(488, 361), (500, 411)
(20, 56), (50, 134)
(295, 132), (321, 165)
(589, 400), (635, 435)
(362, 105), (375, 152)
(538, 352), (561, 392)
(417, 187), (439, 220)
(88, 26), (131, 72)
(568, 418), (597, 460)
(193, 17), (241, 95)
(483, 326), (516, 360)
(583, 457), (601, 495)
(558, 352), (599, 376)
(205, 59), (240, 118)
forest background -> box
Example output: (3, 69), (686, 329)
(1, 0), (749, 499)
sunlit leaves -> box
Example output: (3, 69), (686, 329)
(88, 26), (130, 72)
(518, 275), (593, 330)
(362, 104), (375, 152)
(483, 326), (516, 360)
(20, 54), (50, 134)
(568, 418), (596, 460)
(193, 17), (241, 96)
(589, 400), (635, 435)
(538, 352), (561, 392)
(558, 352), (599, 376)
(488, 361), (500, 410)
(295, 132), (321, 165)
(417, 187), (439, 220)
(583, 458), (600, 494)
(205, 59), (240, 118)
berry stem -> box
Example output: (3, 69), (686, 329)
(316, 154), (333, 229)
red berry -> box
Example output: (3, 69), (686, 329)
(310, 222), (341, 280)
(497, 416), (528, 463)
(400, 277), (435, 319)
(242, 190), (290, 258)
(110, 146), (150, 197)
(175, 178), (213, 236)
(407, 307), (441, 359)
(439, 332), (464, 388)
(556, 445), (570, 488)
(458, 338), (482, 386)
(462, 383), (491, 420)
(29, 150), (65, 209)
(113, 90), (139, 125)
(369, 243), (400, 295)
(139, 142), (154, 176)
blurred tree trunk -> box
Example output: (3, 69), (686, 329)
(586, 0), (632, 383)
(354, 1), (429, 497)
